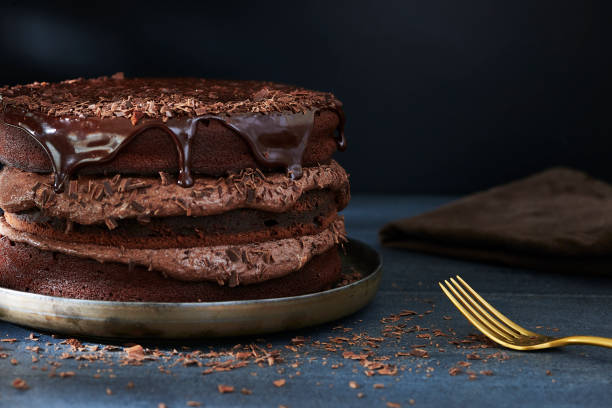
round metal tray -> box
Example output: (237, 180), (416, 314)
(0, 239), (382, 339)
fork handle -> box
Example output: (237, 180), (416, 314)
(562, 336), (612, 348)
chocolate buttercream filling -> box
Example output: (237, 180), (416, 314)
(0, 161), (349, 225)
(0, 216), (346, 286)
(3, 189), (341, 249)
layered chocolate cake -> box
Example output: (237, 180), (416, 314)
(0, 74), (350, 302)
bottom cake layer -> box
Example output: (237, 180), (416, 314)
(0, 238), (342, 302)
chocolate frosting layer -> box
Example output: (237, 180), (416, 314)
(0, 76), (346, 192)
(0, 216), (346, 286)
(0, 75), (340, 118)
(0, 161), (349, 226)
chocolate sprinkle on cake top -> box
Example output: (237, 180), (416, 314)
(0, 73), (342, 119)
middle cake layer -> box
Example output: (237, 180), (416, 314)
(0, 216), (346, 286)
(3, 189), (341, 248)
(0, 160), (349, 225)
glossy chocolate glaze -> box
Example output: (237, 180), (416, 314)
(1, 106), (345, 192)
(0, 77), (346, 193)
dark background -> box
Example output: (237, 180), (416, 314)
(1, 0), (611, 194)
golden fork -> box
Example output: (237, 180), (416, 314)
(439, 276), (612, 350)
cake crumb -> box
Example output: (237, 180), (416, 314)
(218, 384), (234, 394)
(12, 378), (29, 390)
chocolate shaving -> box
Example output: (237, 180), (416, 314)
(12, 378), (29, 390)
(125, 181), (151, 191)
(103, 181), (114, 196)
(217, 385), (234, 394)
(130, 110), (145, 126)
(31, 182), (42, 194)
(93, 185), (104, 201)
(119, 179), (129, 193)
(173, 198), (189, 211)
(225, 248), (241, 262)
(104, 217), (118, 230)
(130, 201), (145, 212)
(40, 189), (50, 206)
(68, 180), (78, 198)
(136, 214), (151, 224)
(158, 172), (171, 186)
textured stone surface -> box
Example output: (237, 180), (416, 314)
(1, 194), (610, 407)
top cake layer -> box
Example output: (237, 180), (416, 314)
(0, 73), (341, 119)
(0, 75), (345, 192)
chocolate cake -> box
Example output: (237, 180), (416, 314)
(0, 74), (350, 302)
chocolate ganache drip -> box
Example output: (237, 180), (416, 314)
(1, 108), (327, 192)
(0, 77), (346, 193)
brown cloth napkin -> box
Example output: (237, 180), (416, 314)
(380, 168), (612, 274)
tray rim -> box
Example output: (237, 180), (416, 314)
(0, 238), (382, 310)
(0, 238), (383, 338)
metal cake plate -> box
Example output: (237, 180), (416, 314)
(0, 239), (382, 339)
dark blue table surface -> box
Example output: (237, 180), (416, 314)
(1, 195), (611, 408)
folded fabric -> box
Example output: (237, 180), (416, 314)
(380, 168), (612, 274)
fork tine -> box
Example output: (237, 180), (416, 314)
(448, 277), (520, 338)
(455, 275), (534, 336)
(439, 283), (515, 347)
(440, 281), (516, 342)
